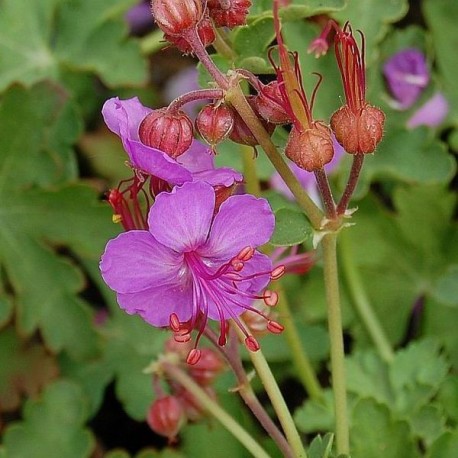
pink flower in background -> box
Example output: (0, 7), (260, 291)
(407, 92), (449, 129)
(100, 181), (279, 363)
(102, 97), (242, 187)
(383, 48), (429, 110)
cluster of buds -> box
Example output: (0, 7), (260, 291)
(151, 0), (252, 54)
(146, 338), (225, 441)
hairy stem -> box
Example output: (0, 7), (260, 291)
(167, 89), (224, 112)
(336, 153), (364, 215)
(314, 168), (337, 219)
(163, 361), (271, 458)
(322, 233), (349, 455)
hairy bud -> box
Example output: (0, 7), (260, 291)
(164, 15), (215, 54)
(139, 108), (193, 158)
(188, 348), (225, 385)
(208, 0), (252, 28)
(285, 122), (334, 172)
(147, 396), (186, 441)
(196, 103), (235, 149)
(254, 81), (291, 125)
(331, 104), (385, 154)
(151, 0), (203, 36)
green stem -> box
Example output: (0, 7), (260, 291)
(241, 145), (262, 196)
(236, 325), (307, 458)
(225, 84), (324, 230)
(322, 233), (349, 455)
(277, 284), (324, 402)
(339, 231), (394, 363)
(163, 362), (272, 458)
(140, 29), (166, 55)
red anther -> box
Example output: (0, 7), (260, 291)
(270, 265), (285, 280)
(169, 313), (181, 332)
(245, 335), (260, 352)
(237, 246), (255, 262)
(267, 320), (284, 334)
(263, 290), (279, 307)
(186, 348), (202, 365)
(231, 259), (244, 272)
(174, 332), (192, 343)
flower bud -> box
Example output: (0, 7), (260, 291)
(254, 81), (291, 125)
(147, 396), (186, 441)
(208, 0), (252, 29)
(139, 108), (193, 158)
(229, 97), (275, 147)
(164, 15), (215, 54)
(285, 122), (334, 172)
(151, 0), (203, 36)
(196, 103), (235, 149)
(188, 348), (225, 385)
(331, 104), (385, 154)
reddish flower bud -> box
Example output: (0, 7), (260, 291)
(229, 97), (275, 147)
(208, 0), (252, 28)
(151, 0), (203, 36)
(147, 396), (186, 441)
(331, 103), (385, 154)
(139, 108), (193, 158)
(164, 15), (215, 54)
(254, 81), (291, 125)
(214, 183), (237, 212)
(196, 103), (234, 149)
(285, 122), (334, 172)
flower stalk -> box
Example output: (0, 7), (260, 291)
(322, 233), (349, 456)
(162, 361), (272, 458)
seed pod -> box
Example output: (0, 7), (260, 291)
(196, 103), (235, 149)
(285, 122), (334, 172)
(146, 396), (186, 441)
(207, 0), (252, 29)
(254, 81), (291, 125)
(139, 108), (193, 158)
(331, 104), (385, 154)
(188, 348), (225, 385)
(164, 15), (215, 54)
(151, 0), (203, 36)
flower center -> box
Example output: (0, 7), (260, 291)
(169, 247), (285, 364)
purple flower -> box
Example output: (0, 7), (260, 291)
(383, 49), (429, 110)
(407, 92), (449, 129)
(270, 135), (345, 205)
(100, 181), (278, 362)
(125, 1), (152, 35)
(102, 97), (242, 187)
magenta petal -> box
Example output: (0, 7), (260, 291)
(148, 182), (215, 251)
(117, 282), (193, 327)
(201, 194), (275, 261)
(100, 231), (183, 294)
(127, 138), (192, 184)
(102, 97), (151, 143)
(407, 92), (449, 129)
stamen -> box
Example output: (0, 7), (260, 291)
(186, 348), (201, 365)
(245, 335), (260, 352)
(271, 265), (285, 280)
(237, 246), (255, 261)
(169, 313), (181, 332)
(263, 290), (279, 307)
(267, 320), (284, 334)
